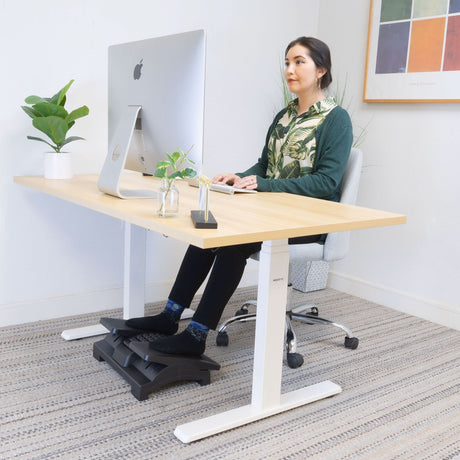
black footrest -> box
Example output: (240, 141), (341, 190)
(126, 339), (220, 370)
(93, 317), (220, 401)
(100, 317), (145, 337)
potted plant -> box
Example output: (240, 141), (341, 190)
(154, 148), (196, 217)
(21, 79), (89, 179)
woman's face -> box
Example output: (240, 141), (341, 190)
(284, 44), (325, 96)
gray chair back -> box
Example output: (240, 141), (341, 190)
(287, 148), (363, 265)
(323, 148), (363, 261)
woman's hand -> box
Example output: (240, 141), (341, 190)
(233, 175), (258, 190)
(213, 173), (258, 190)
(212, 173), (239, 185)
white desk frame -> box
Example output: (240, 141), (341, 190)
(174, 238), (341, 442)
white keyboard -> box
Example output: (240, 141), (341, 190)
(187, 178), (257, 195)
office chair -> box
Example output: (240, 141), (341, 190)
(216, 148), (363, 368)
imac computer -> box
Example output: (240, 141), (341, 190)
(98, 30), (206, 198)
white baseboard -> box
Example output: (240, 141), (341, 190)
(328, 270), (460, 331)
(0, 287), (125, 328)
(0, 264), (261, 328)
(6, 266), (456, 332)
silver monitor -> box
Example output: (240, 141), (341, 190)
(98, 30), (206, 198)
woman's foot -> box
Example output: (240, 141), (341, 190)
(125, 312), (179, 335)
(149, 328), (206, 356)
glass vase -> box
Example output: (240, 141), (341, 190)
(157, 178), (179, 217)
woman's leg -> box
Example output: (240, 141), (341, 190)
(191, 242), (262, 330)
(149, 241), (262, 355)
(126, 245), (216, 332)
(168, 245), (218, 308)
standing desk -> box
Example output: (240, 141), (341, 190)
(14, 173), (406, 443)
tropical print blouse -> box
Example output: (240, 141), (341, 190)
(266, 96), (337, 180)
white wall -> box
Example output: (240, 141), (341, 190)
(2, 0), (458, 331)
(0, 0), (320, 326)
(318, 0), (460, 330)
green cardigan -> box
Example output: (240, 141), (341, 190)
(238, 105), (353, 202)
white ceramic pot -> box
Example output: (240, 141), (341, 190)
(43, 152), (73, 179)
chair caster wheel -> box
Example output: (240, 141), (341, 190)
(287, 352), (304, 369)
(216, 331), (229, 346)
(310, 307), (319, 316)
(345, 336), (359, 349)
(235, 307), (249, 316)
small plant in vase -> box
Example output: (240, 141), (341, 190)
(21, 79), (89, 178)
(154, 148), (197, 217)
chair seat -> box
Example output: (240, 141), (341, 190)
(289, 243), (325, 262)
(250, 243), (324, 262)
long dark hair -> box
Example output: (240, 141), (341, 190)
(285, 37), (332, 89)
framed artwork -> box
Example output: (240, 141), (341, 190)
(364, 0), (460, 102)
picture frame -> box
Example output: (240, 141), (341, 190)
(363, 0), (460, 102)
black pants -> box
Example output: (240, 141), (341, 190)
(169, 235), (321, 330)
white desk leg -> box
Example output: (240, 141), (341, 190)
(61, 222), (147, 340)
(174, 240), (342, 443)
(122, 223), (147, 319)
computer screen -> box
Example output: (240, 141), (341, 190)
(98, 30), (206, 198)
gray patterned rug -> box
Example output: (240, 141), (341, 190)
(1, 287), (459, 460)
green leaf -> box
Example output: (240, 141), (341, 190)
(66, 105), (89, 124)
(180, 167), (196, 178)
(24, 95), (48, 105)
(155, 161), (170, 168)
(50, 80), (74, 106)
(33, 102), (68, 119)
(168, 171), (183, 179)
(171, 151), (181, 163)
(26, 135), (59, 152)
(21, 105), (41, 119)
(154, 169), (167, 178)
(60, 136), (85, 147)
(32, 116), (68, 145)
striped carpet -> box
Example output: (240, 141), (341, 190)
(1, 287), (459, 459)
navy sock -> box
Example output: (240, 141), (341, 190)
(186, 320), (209, 342)
(164, 299), (185, 322)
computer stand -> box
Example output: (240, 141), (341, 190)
(93, 317), (220, 401)
(97, 105), (156, 199)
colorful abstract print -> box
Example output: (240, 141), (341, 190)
(375, 0), (460, 74)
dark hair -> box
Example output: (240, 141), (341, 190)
(285, 37), (332, 89)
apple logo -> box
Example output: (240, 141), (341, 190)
(133, 59), (143, 80)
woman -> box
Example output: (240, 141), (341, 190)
(126, 37), (353, 356)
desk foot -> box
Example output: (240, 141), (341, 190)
(61, 324), (109, 341)
(174, 380), (341, 443)
(93, 318), (220, 401)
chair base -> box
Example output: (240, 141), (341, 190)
(216, 300), (359, 368)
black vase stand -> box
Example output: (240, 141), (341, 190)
(93, 317), (220, 401)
